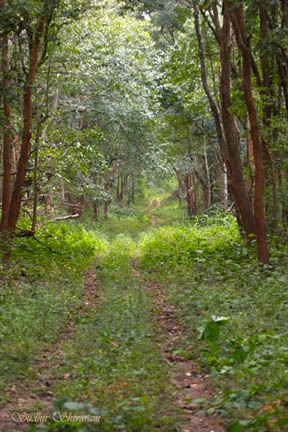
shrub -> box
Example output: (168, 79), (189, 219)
(140, 218), (242, 271)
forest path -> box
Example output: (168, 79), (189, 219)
(1, 205), (224, 431)
(144, 196), (161, 225)
(132, 265), (225, 432)
(0, 269), (100, 432)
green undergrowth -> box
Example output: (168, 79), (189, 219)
(140, 219), (288, 431)
(29, 237), (178, 432)
(3, 204), (287, 432)
(140, 213), (242, 271)
(0, 222), (107, 388)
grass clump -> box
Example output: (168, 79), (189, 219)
(140, 215), (241, 272)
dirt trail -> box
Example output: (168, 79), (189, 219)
(1, 211), (224, 432)
(0, 269), (100, 432)
(132, 267), (225, 432)
(145, 197), (161, 225)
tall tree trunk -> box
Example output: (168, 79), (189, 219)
(119, 174), (124, 204)
(78, 195), (85, 217)
(203, 145), (211, 209)
(93, 202), (98, 221)
(175, 170), (185, 196)
(7, 14), (45, 236)
(277, 0), (288, 113)
(259, 3), (279, 236)
(185, 174), (194, 218)
(194, 0), (255, 237)
(230, 3), (269, 263)
(31, 123), (41, 234)
(104, 181), (112, 220)
(130, 174), (135, 204)
(247, 131), (254, 196)
(215, 155), (227, 208)
(191, 172), (198, 215)
(104, 200), (111, 220)
(193, 1), (226, 155)
(116, 172), (120, 201)
(220, 2), (256, 237)
(124, 173), (129, 204)
(60, 178), (65, 202)
(0, 22), (12, 233)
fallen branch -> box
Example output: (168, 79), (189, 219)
(16, 229), (35, 237)
(15, 228), (56, 253)
(50, 214), (80, 222)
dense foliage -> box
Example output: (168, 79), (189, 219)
(1, 0), (288, 261)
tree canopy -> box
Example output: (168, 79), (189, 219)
(1, 0), (288, 261)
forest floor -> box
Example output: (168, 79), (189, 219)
(0, 198), (224, 432)
(1, 196), (288, 432)
(131, 263), (224, 432)
(0, 269), (101, 431)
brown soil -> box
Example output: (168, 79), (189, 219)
(132, 267), (225, 432)
(0, 269), (100, 432)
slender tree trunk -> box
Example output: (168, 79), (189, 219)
(104, 181), (111, 220)
(185, 174), (194, 218)
(93, 202), (98, 221)
(174, 170), (184, 205)
(124, 174), (129, 204)
(191, 172), (198, 215)
(276, 0), (288, 113)
(192, 0), (227, 158)
(45, 191), (53, 213)
(78, 195), (85, 217)
(230, 3), (269, 263)
(260, 3), (273, 128)
(203, 145), (211, 209)
(215, 155), (226, 208)
(282, 170), (288, 223)
(220, 2), (256, 237)
(131, 174), (135, 204)
(31, 123), (41, 234)
(127, 174), (131, 206)
(60, 178), (65, 202)
(7, 15), (45, 236)
(1, 26), (12, 233)
(116, 172), (120, 201)
(175, 170), (185, 195)
(104, 200), (111, 220)
(259, 3), (279, 236)
(119, 174), (124, 204)
(194, 0), (255, 237)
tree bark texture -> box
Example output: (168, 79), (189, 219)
(194, 0), (256, 237)
(1, 25), (12, 232)
(7, 14), (46, 235)
(220, 2), (256, 238)
(230, 2), (269, 263)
